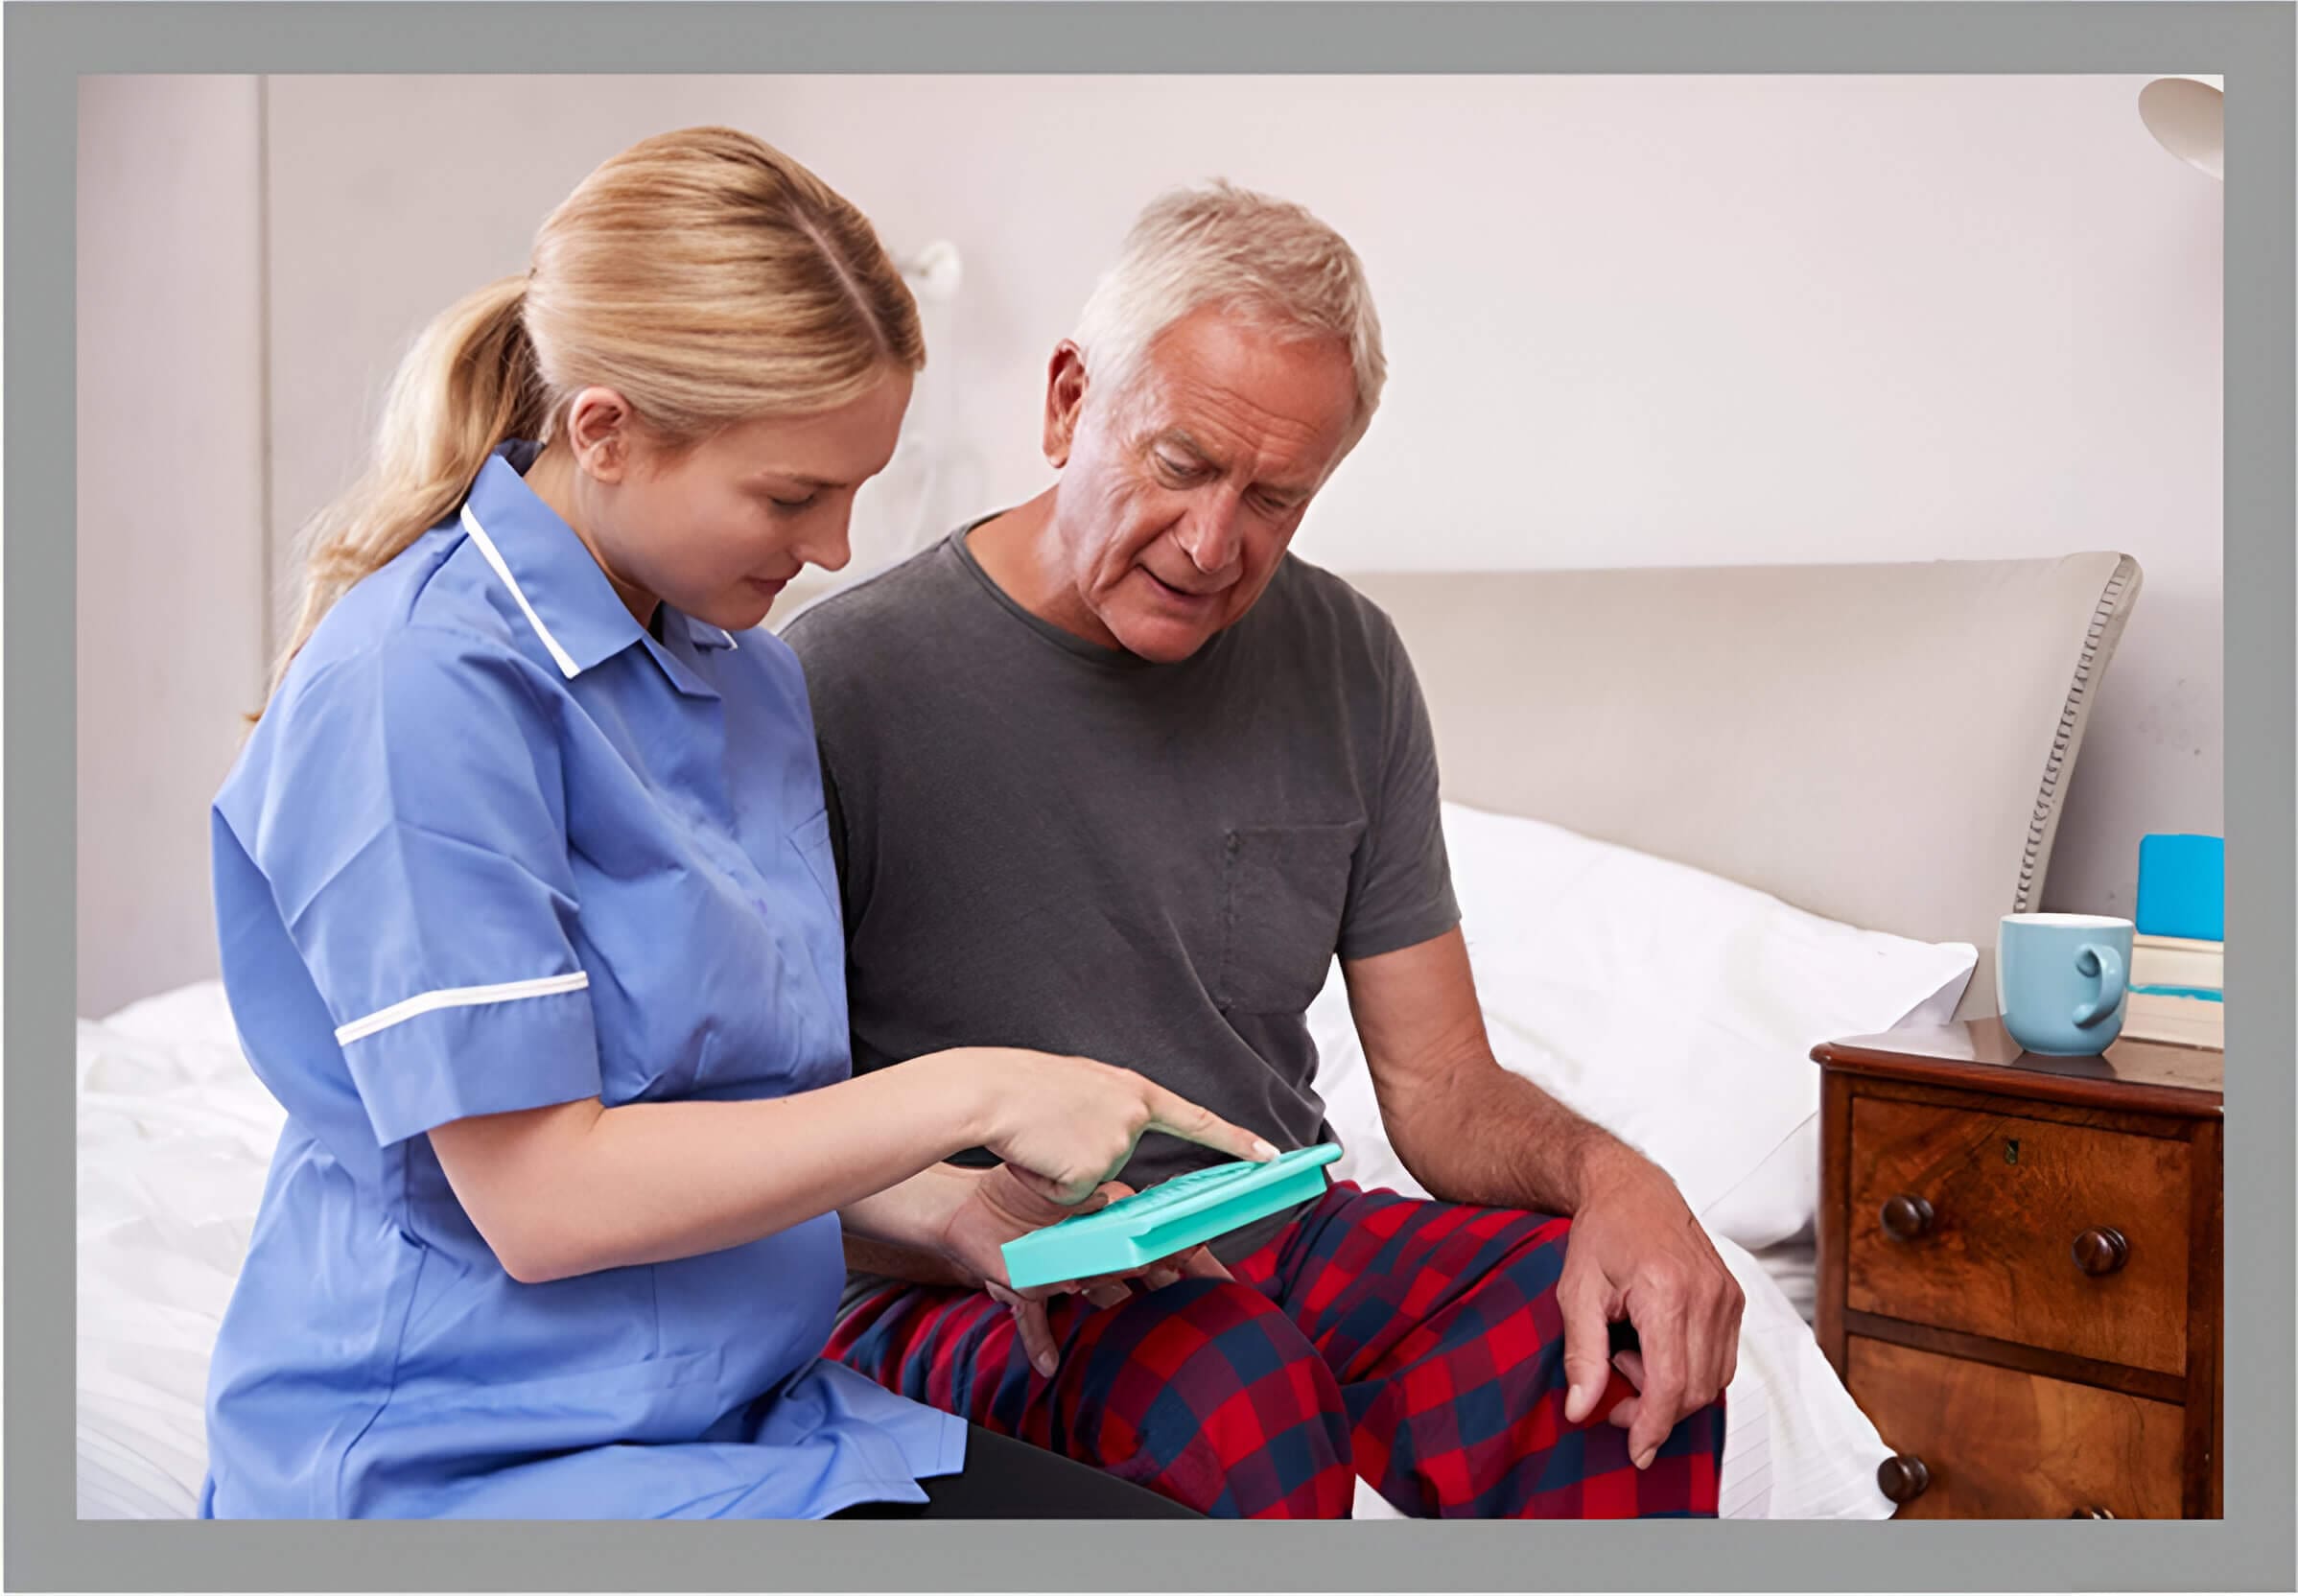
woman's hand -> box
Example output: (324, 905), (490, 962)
(426, 1044), (1267, 1289)
(957, 1048), (1277, 1205)
(934, 1163), (1232, 1377)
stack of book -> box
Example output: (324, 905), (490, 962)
(2125, 833), (2223, 1051)
(2127, 932), (2222, 1048)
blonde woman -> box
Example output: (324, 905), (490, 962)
(200, 128), (1257, 1520)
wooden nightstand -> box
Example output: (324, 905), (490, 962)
(1812, 1020), (2222, 1519)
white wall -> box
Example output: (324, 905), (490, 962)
(261, 75), (2224, 922)
(78, 74), (2223, 1009)
(77, 78), (269, 1017)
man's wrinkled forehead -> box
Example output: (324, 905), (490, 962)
(1106, 321), (1348, 433)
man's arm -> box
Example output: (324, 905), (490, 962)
(840, 1168), (978, 1287)
(1342, 926), (1746, 1470)
(1341, 928), (1616, 1215)
(844, 1221), (973, 1284)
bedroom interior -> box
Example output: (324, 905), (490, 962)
(75, 72), (2224, 1520)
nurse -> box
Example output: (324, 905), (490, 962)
(201, 127), (1265, 1519)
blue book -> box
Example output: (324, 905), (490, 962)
(2136, 834), (2223, 942)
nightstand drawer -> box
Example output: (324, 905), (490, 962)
(1847, 1337), (2186, 1518)
(1846, 1097), (2192, 1374)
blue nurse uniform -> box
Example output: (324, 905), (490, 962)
(199, 440), (964, 1517)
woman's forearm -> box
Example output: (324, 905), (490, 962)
(431, 1051), (998, 1282)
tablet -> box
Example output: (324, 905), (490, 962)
(1000, 1143), (1342, 1291)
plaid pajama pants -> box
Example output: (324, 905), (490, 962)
(824, 1181), (1725, 1518)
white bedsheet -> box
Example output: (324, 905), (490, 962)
(77, 981), (1888, 1521)
(1749, 1232), (1818, 1327)
(78, 983), (283, 1519)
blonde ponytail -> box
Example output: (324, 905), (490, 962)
(262, 274), (546, 707)
(257, 127), (924, 716)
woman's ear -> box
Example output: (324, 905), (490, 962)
(1041, 342), (1089, 470)
(565, 387), (638, 484)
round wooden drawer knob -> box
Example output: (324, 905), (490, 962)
(1877, 1454), (1931, 1503)
(2070, 1506), (2116, 1518)
(2074, 1227), (2129, 1277)
(1880, 1193), (1935, 1241)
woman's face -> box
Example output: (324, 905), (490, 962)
(554, 369), (914, 633)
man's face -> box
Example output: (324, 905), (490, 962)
(1046, 307), (1357, 664)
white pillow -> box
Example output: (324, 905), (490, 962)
(1313, 801), (1975, 1251)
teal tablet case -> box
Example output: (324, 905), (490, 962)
(1000, 1143), (1342, 1291)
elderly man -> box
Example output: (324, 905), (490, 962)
(785, 181), (1741, 1519)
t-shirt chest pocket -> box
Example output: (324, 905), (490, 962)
(1214, 820), (1365, 1015)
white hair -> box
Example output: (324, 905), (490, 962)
(1069, 180), (1386, 461)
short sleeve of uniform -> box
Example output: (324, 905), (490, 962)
(236, 629), (602, 1145)
(1338, 614), (1463, 961)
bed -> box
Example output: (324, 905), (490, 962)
(1324, 550), (2141, 1518)
(75, 549), (2142, 1521)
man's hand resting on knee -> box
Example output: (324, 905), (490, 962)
(1552, 1143), (1744, 1469)
(1345, 927), (1746, 1470)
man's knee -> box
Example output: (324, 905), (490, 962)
(1089, 1279), (1353, 1516)
(1467, 1209), (1577, 1315)
(1103, 1279), (1342, 1419)
(1676, 1388), (1730, 1462)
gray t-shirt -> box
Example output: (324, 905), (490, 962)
(784, 522), (1460, 1305)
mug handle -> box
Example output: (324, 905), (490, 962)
(2072, 944), (2126, 1028)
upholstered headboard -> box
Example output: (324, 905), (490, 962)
(1343, 553), (2142, 1020)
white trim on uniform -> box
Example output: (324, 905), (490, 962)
(334, 971), (591, 1046)
(461, 505), (580, 679)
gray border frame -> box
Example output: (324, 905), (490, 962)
(12, 4), (2291, 1590)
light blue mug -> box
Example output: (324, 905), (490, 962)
(1996, 913), (2134, 1056)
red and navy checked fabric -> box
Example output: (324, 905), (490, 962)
(824, 1181), (1724, 1518)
